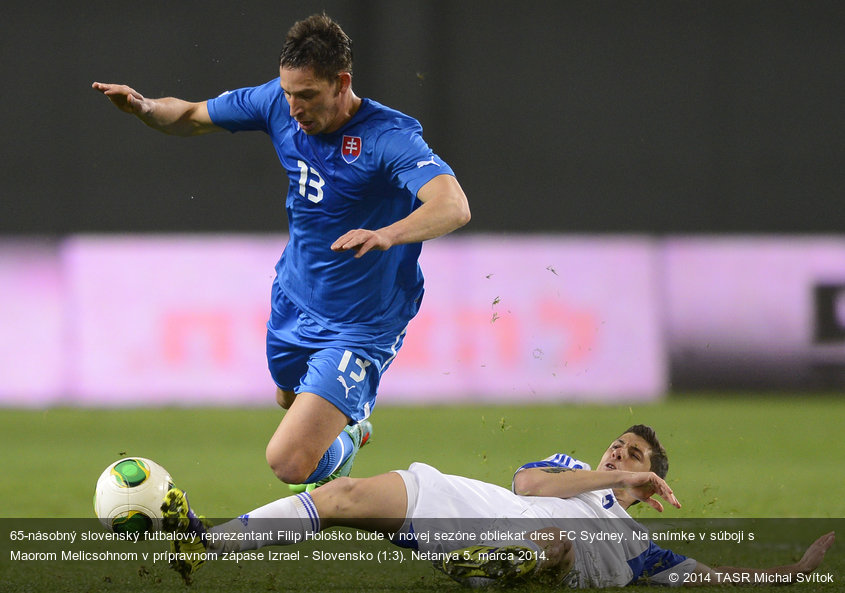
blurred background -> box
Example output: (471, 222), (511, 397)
(2, 0), (845, 406)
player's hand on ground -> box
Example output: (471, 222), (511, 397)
(92, 82), (152, 116)
(795, 531), (835, 573)
(331, 229), (393, 258)
(622, 472), (681, 512)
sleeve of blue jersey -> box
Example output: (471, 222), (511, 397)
(377, 127), (455, 197)
(517, 454), (590, 473)
(511, 453), (591, 491)
(206, 78), (280, 133)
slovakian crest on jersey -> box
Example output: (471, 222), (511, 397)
(341, 135), (362, 163)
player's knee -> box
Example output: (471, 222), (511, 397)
(314, 477), (359, 512)
(265, 447), (312, 484)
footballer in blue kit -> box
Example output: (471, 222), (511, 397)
(207, 82), (448, 336)
(93, 13), (471, 490)
(207, 83), (453, 420)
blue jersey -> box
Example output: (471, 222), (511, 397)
(207, 78), (454, 337)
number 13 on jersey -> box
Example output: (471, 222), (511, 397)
(296, 160), (325, 203)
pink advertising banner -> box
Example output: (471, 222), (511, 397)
(62, 235), (283, 405)
(381, 236), (665, 402)
(0, 240), (64, 405)
(1, 235), (666, 406)
(663, 236), (845, 389)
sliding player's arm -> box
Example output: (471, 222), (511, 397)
(682, 531), (835, 587)
(92, 82), (223, 136)
(513, 466), (680, 512)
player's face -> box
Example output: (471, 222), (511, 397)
(597, 433), (652, 473)
(280, 66), (344, 135)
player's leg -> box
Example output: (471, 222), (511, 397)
(161, 473), (407, 571)
(310, 472), (407, 533)
(265, 313), (367, 485)
(267, 342), (379, 486)
(274, 387), (360, 491)
(266, 287), (380, 487)
(210, 472), (407, 547)
(159, 466), (428, 584)
(265, 391), (353, 484)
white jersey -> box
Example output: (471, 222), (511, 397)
(395, 458), (696, 588)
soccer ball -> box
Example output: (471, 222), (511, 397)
(93, 457), (174, 534)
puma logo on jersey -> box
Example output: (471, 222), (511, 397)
(337, 375), (357, 398)
(416, 157), (440, 168)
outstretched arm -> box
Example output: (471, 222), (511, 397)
(514, 467), (680, 512)
(685, 531), (835, 586)
(331, 174), (471, 258)
(92, 82), (222, 137)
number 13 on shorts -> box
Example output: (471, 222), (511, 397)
(336, 350), (371, 398)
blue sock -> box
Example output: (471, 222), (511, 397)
(305, 429), (355, 483)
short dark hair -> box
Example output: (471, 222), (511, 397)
(279, 13), (353, 81)
(622, 424), (669, 479)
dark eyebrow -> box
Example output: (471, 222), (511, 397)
(613, 438), (646, 458)
(280, 86), (318, 98)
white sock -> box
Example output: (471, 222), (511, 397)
(207, 492), (319, 553)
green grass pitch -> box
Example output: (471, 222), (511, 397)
(0, 394), (842, 591)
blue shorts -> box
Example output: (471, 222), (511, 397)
(266, 286), (407, 422)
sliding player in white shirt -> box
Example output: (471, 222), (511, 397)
(161, 424), (835, 587)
